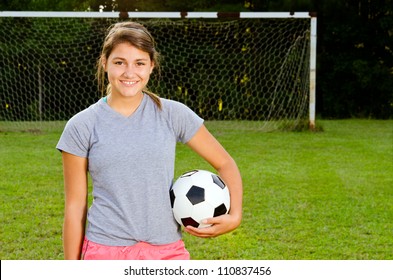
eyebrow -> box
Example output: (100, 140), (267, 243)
(112, 57), (149, 61)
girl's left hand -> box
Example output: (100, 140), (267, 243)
(183, 213), (241, 238)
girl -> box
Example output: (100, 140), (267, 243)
(57, 21), (242, 260)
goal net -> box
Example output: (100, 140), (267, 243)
(0, 12), (315, 132)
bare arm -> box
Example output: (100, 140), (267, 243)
(61, 152), (88, 259)
(184, 125), (243, 238)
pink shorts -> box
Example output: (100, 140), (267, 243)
(81, 237), (190, 260)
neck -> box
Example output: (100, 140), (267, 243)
(107, 92), (144, 117)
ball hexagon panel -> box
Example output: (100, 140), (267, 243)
(190, 202), (216, 228)
(172, 192), (193, 222)
(203, 180), (230, 208)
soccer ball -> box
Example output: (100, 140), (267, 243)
(170, 169), (230, 228)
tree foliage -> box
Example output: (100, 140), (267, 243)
(317, 0), (392, 118)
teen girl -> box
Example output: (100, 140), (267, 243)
(57, 21), (242, 260)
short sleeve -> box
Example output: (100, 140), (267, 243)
(56, 111), (92, 158)
(163, 99), (204, 143)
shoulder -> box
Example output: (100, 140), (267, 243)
(57, 100), (104, 156)
(159, 98), (194, 114)
(158, 98), (202, 124)
(64, 100), (102, 131)
(156, 97), (204, 143)
(160, 97), (181, 107)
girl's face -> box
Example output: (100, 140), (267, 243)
(104, 42), (154, 99)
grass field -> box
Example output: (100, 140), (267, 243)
(0, 119), (392, 260)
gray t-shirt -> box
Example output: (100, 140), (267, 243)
(56, 94), (203, 246)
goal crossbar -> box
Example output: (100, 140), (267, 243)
(0, 11), (312, 19)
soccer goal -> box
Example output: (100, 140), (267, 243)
(0, 11), (316, 132)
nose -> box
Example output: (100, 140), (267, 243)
(123, 64), (135, 78)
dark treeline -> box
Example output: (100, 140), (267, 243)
(1, 0), (392, 119)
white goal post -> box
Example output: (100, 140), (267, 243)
(0, 11), (316, 131)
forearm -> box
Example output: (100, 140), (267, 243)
(63, 205), (87, 260)
(61, 152), (88, 260)
(185, 125), (243, 237)
(217, 157), (243, 226)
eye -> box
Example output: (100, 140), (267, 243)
(114, 61), (124, 65)
(136, 62), (146, 66)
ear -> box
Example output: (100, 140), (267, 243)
(101, 56), (107, 72)
(150, 61), (155, 74)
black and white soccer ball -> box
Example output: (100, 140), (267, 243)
(170, 170), (230, 228)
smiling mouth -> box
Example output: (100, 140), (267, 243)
(121, 80), (138, 85)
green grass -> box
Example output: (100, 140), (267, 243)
(1, 120), (392, 259)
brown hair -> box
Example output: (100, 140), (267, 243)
(96, 21), (162, 109)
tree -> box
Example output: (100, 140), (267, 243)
(316, 0), (393, 118)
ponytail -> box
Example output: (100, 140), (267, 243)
(144, 90), (162, 110)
